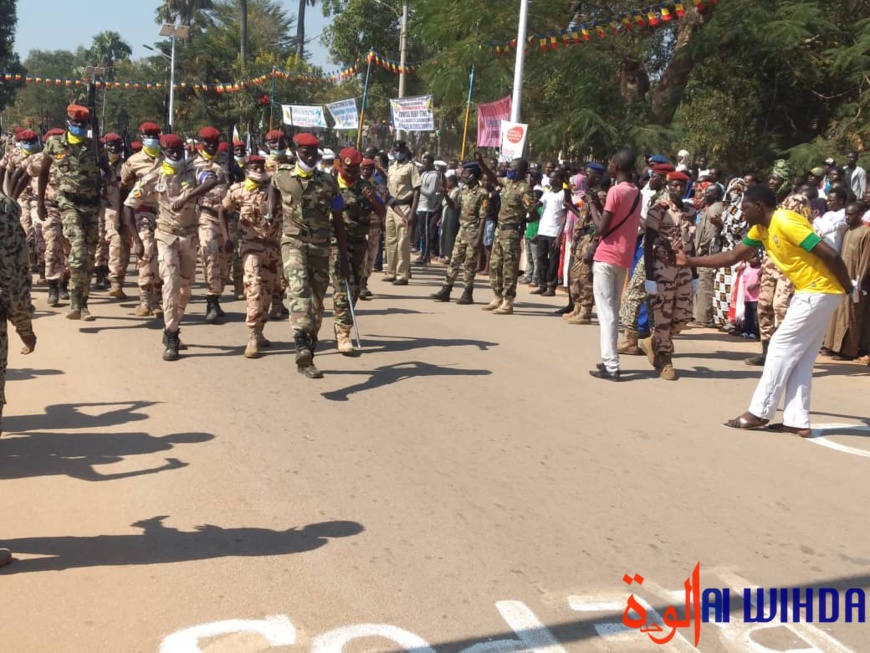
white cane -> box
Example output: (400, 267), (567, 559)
(345, 278), (362, 350)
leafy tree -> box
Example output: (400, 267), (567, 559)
(296, 0), (319, 59)
(155, 0), (215, 27)
(0, 0), (23, 116)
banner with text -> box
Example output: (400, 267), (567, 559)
(390, 95), (435, 132)
(326, 98), (360, 130)
(281, 104), (328, 128)
(477, 96), (512, 147)
(499, 121), (529, 161)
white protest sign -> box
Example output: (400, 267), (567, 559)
(499, 121), (528, 161)
(326, 98), (360, 130)
(281, 104), (328, 128)
(389, 95), (435, 132)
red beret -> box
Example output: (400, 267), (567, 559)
(103, 132), (122, 144)
(233, 140), (245, 148)
(13, 126), (24, 137)
(339, 147), (362, 167)
(139, 122), (161, 136)
(293, 132), (320, 148)
(265, 130), (285, 141)
(18, 129), (38, 142)
(218, 142), (229, 152)
(44, 128), (65, 142)
(198, 126), (221, 141)
(66, 104), (90, 121)
(652, 163), (675, 174)
(361, 158), (376, 167)
(159, 134), (183, 149)
(667, 171), (691, 182)
(247, 155), (265, 164)
(130, 141), (143, 152)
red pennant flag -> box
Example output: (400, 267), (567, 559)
(660, 5), (672, 21)
(675, 2), (685, 17)
(648, 10), (660, 26)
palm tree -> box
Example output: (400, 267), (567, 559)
(155, 0), (215, 27)
(295, 0), (318, 59)
(240, 0), (248, 73)
(89, 31), (132, 81)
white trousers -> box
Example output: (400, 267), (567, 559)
(749, 292), (844, 428)
(593, 261), (627, 374)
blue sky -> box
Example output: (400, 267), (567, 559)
(14, 0), (334, 70)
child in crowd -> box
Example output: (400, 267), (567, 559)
(739, 253), (762, 340)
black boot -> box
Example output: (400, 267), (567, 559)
(556, 300), (575, 315)
(163, 329), (181, 361)
(204, 296), (221, 324)
(294, 333), (323, 379)
(745, 340), (769, 366)
(214, 296), (226, 318)
(47, 280), (60, 307)
(59, 279), (70, 301)
(456, 286), (474, 305)
(94, 266), (108, 290)
(430, 285), (452, 302)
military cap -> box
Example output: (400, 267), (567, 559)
(66, 104), (90, 121)
(233, 140), (245, 148)
(651, 163), (676, 174)
(43, 128), (65, 141)
(159, 134), (183, 149)
(130, 141), (143, 152)
(293, 132), (320, 148)
(339, 148), (362, 167)
(246, 155), (266, 165)
(265, 129), (285, 141)
(103, 132), (122, 144)
(139, 122), (161, 136)
(585, 162), (606, 173)
(13, 126), (24, 138)
(462, 162), (481, 174)
(218, 142), (229, 152)
(667, 171), (691, 182)
(18, 129), (38, 142)
(648, 154), (669, 164)
(198, 126), (221, 141)
(361, 158), (376, 167)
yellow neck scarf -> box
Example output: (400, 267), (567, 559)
(295, 164), (314, 179)
(143, 146), (160, 159)
(161, 162), (178, 176)
(244, 178), (263, 192)
(67, 132), (84, 146)
(201, 150), (215, 160)
(337, 174), (351, 189)
(108, 153), (121, 163)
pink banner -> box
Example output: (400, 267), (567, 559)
(476, 96), (512, 147)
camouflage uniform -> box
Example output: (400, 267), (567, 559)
(646, 199), (696, 360)
(272, 166), (343, 353)
(0, 193), (34, 430)
(42, 133), (102, 314)
(102, 155), (129, 292)
(193, 154), (229, 299)
(15, 151), (45, 279)
(620, 189), (668, 334)
(442, 184), (487, 290)
(222, 181), (280, 332)
(566, 188), (605, 321)
(120, 150), (163, 314)
(125, 161), (215, 333)
(25, 153), (65, 284)
(265, 153), (290, 312)
(330, 177), (376, 328)
(490, 177), (534, 302)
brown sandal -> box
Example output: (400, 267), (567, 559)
(723, 413), (769, 431)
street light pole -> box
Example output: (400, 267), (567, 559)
(510, 0), (529, 123)
(396, 1), (408, 140)
(168, 31), (177, 133)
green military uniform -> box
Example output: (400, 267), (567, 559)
(43, 132), (102, 316)
(272, 165), (343, 355)
(566, 189), (603, 322)
(620, 188), (667, 335)
(443, 184), (487, 290)
(330, 177), (376, 328)
(0, 193), (34, 431)
(490, 178), (533, 301)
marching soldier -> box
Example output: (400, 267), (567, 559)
(359, 156), (388, 300)
(101, 132), (128, 298)
(123, 134), (217, 361)
(263, 129), (291, 320)
(269, 132), (350, 379)
(221, 156), (280, 359)
(331, 147), (386, 354)
(37, 105), (102, 321)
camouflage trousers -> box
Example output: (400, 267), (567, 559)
(156, 231), (198, 332)
(136, 212), (160, 291)
(568, 235), (595, 310)
(105, 208), (131, 284)
(96, 204), (109, 268)
(42, 206), (66, 281)
(651, 267), (693, 356)
(198, 215), (225, 296)
(29, 204), (46, 267)
(758, 257), (794, 342)
(226, 214), (243, 290)
(490, 233), (522, 298)
(241, 242), (280, 328)
(60, 200), (99, 297)
(18, 196), (33, 241)
(330, 239), (368, 327)
(444, 228), (478, 289)
(283, 238), (331, 342)
(0, 317), (7, 410)
(365, 223), (382, 278)
(620, 263), (652, 333)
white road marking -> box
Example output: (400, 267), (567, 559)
(159, 615), (295, 653)
(457, 601), (568, 653)
(802, 423), (870, 459)
(311, 624), (435, 652)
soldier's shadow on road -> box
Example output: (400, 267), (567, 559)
(3, 401), (157, 433)
(361, 334), (497, 354)
(6, 368), (64, 381)
(1, 516), (364, 574)
(321, 361), (492, 401)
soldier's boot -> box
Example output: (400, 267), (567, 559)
(482, 294), (502, 311)
(150, 286), (164, 317)
(294, 333), (323, 379)
(335, 324), (356, 356)
(214, 296), (226, 318)
(36, 264), (47, 286)
(47, 280), (60, 307)
(359, 277), (372, 300)
(493, 296), (515, 315)
(134, 286), (152, 317)
(659, 354), (678, 381)
(65, 291), (82, 320)
(455, 286), (474, 305)
(565, 306), (592, 325)
(163, 329), (181, 362)
(94, 266), (108, 290)
(256, 330), (272, 348)
(233, 278), (245, 300)
(745, 340), (769, 367)
(561, 304), (581, 320)
(278, 299), (290, 317)
(556, 300), (575, 315)
(430, 284), (452, 302)
(163, 330), (189, 351)
(617, 329), (643, 355)
(108, 280), (127, 299)
(59, 279), (70, 301)
(269, 298), (289, 321)
(639, 336), (658, 369)
(244, 328), (262, 359)
(205, 296), (221, 324)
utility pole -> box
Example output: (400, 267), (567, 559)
(396, 1), (408, 140)
(510, 0), (529, 123)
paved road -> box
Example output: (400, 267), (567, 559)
(3, 267), (869, 653)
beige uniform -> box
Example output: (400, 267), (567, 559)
(26, 153), (64, 281)
(385, 161), (420, 281)
(120, 151), (162, 305)
(193, 154), (229, 296)
(101, 156), (125, 281)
